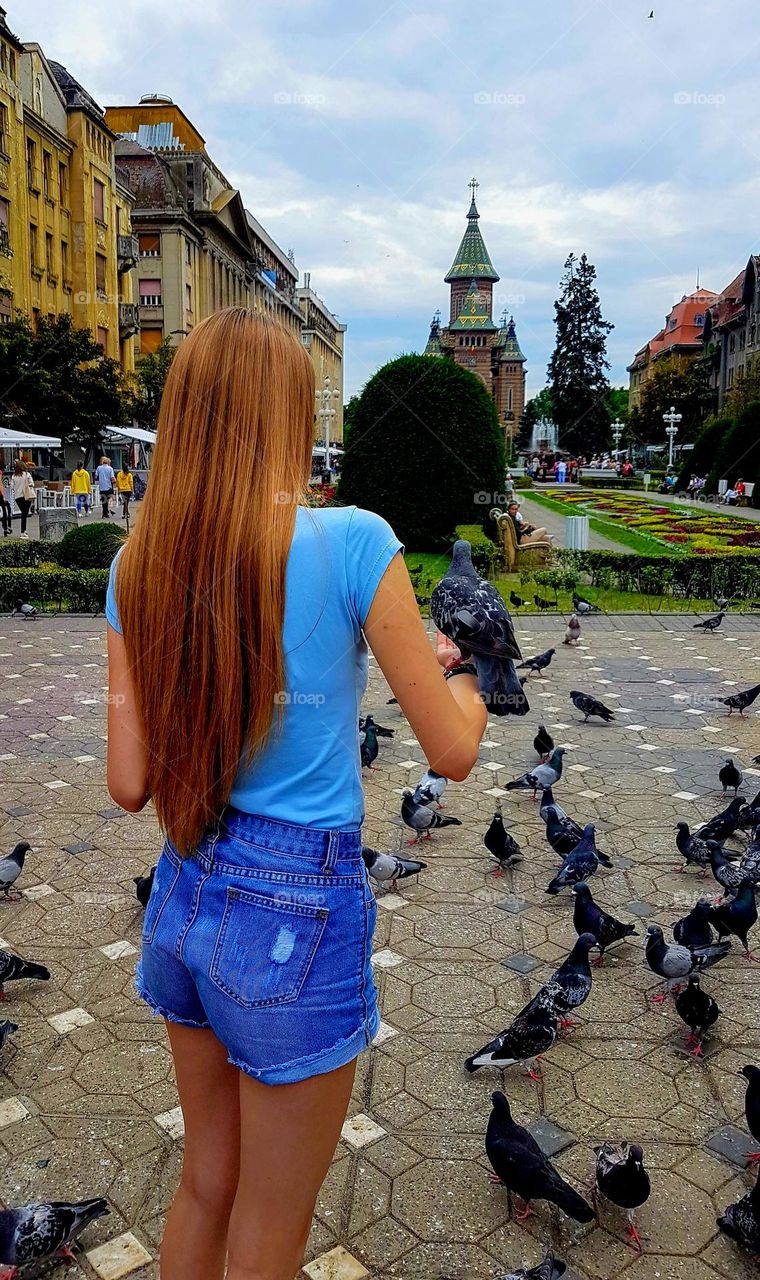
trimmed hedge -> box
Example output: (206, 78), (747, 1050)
(552, 547), (760, 598)
(454, 524), (503, 575)
(581, 477), (640, 490)
(56, 522), (125, 569)
(0, 540), (49, 568)
(0, 567), (109, 612)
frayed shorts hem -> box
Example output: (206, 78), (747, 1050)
(228, 1009), (380, 1085)
(135, 978), (211, 1031)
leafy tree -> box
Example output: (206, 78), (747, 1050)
(724, 354), (760, 417)
(628, 356), (712, 450)
(704, 401), (760, 500)
(342, 393), (360, 447)
(337, 354), (505, 549)
(607, 386), (629, 424)
(676, 414), (734, 489)
(548, 253), (614, 456)
(132, 336), (176, 430)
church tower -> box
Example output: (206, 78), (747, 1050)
(426, 180), (527, 451)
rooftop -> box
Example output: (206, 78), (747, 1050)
(445, 182), (499, 284)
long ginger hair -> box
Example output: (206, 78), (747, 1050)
(117, 309), (315, 853)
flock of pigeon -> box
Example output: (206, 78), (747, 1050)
(362, 540), (760, 1273)
(1, 538), (760, 1275)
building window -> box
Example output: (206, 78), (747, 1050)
(139, 279), (162, 306)
(93, 179), (105, 224)
(26, 138), (38, 190)
(185, 240), (192, 266)
(31, 307), (39, 332)
(45, 232), (54, 277)
(140, 328), (164, 355)
(694, 313), (704, 325)
(730, 333), (736, 353)
(95, 252), (107, 296)
(0, 44), (6, 75)
(58, 162), (68, 207)
(8, 50), (15, 82)
(115, 205), (121, 236)
(508, 387), (513, 411)
(0, 196), (9, 253)
(61, 240), (69, 284)
(29, 223), (39, 273)
(740, 329), (747, 350)
(728, 367), (735, 387)
(139, 233), (160, 257)
(96, 326), (108, 352)
(43, 152), (52, 200)
(0, 103), (8, 156)
(668, 317), (677, 329)
(185, 283), (192, 313)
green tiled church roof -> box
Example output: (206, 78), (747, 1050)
(495, 315), (526, 361)
(450, 279), (498, 331)
(445, 182), (499, 284)
(424, 312), (443, 355)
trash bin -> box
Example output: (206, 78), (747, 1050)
(566, 515), (589, 550)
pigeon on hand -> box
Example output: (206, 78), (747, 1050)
(696, 796), (745, 843)
(486, 1090), (594, 1222)
(673, 898), (715, 950)
(713, 684), (760, 717)
(412, 768), (447, 808)
(12, 599), (37, 619)
(693, 611), (725, 631)
(362, 846), (426, 890)
(546, 826), (600, 894)
(593, 1141), (651, 1250)
(570, 690), (615, 723)
(674, 823), (723, 876)
(539, 932), (596, 1027)
(506, 748), (566, 799)
(533, 594), (557, 611)
(563, 614), (581, 645)
(644, 924), (730, 1002)
(483, 803), (523, 876)
(0, 1198), (109, 1272)
(572, 883), (636, 964)
(465, 999), (558, 1080)
(533, 724), (554, 760)
(401, 789), (461, 843)
(708, 879), (758, 960)
(572, 592), (600, 616)
(675, 975), (720, 1056)
(740, 1064), (760, 1161)
(499, 1249), (566, 1280)
(719, 758), (743, 796)
(431, 540), (528, 717)
(0, 1020), (17, 1052)
(717, 1173), (760, 1254)
(134, 867), (155, 908)
(360, 716), (379, 769)
(0, 950), (50, 1000)
(518, 648), (556, 678)
(0, 843), (31, 901)
(709, 844), (745, 896)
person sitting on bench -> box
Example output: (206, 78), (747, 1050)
(507, 501), (552, 545)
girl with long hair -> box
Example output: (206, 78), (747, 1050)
(106, 308), (486, 1279)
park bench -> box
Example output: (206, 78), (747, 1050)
(490, 508), (552, 573)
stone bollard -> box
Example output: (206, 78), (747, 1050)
(38, 507), (78, 542)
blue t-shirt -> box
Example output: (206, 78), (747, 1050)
(106, 506), (403, 829)
(96, 464), (115, 492)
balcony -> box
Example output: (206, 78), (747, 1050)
(119, 302), (140, 338)
(117, 234), (139, 273)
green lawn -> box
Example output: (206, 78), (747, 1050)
(524, 490), (681, 556)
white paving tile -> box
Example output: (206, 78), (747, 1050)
(303, 1246), (370, 1280)
(481, 760), (503, 772)
(672, 791), (700, 801)
(22, 884), (55, 900)
(0, 1097), (29, 1128)
(653, 766), (677, 774)
(47, 1007), (95, 1034)
(483, 786), (508, 798)
(99, 941), (138, 961)
(396, 759), (423, 770)
(341, 1113), (387, 1149)
(373, 1020), (398, 1045)
(578, 789), (603, 799)
(154, 1105), (185, 1139)
(625, 724), (647, 731)
(86, 1232), (152, 1279)
(43, 779), (69, 789)
(74, 755), (96, 763)
(375, 893), (408, 911)
(567, 764), (590, 772)
(371, 948), (404, 969)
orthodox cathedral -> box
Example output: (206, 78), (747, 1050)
(424, 181), (526, 438)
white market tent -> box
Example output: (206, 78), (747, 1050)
(103, 425), (157, 446)
(0, 426), (61, 448)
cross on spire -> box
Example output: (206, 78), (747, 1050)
(469, 177), (479, 201)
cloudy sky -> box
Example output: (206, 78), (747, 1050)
(14, 0), (760, 399)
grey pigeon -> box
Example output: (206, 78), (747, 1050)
(572, 883), (636, 964)
(412, 768), (447, 808)
(483, 802), (523, 876)
(714, 684), (760, 717)
(546, 825), (600, 894)
(430, 540), (529, 717)
(0, 843), (31, 900)
(506, 747), (566, 799)
(672, 898), (715, 950)
(485, 1090), (594, 1223)
(697, 796), (745, 843)
(0, 1021), (18, 1052)
(400, 789), (461, 843)
(719, 758), (743, 796)
(644, 923), (730, 1001)
(465, 1000), (558, 1080)
(0, 949), (50, 998)
(518, 648), (555, 677)
(693, 610), (725, 631)
(709, 844), (745, 896)
(708, 879), (758, 960)
(738, 835), (760, 887)
(12, 599), (37, 619)
(717, 1174), (760, 1254)
(563, 614), (581, 646)
(572, 592), (600, 616)
(0, 1198), (109, 1271)
(361, 846), (426, 889)
(593, 1141), (651, 1250)
(674, 823), (723, 876)
(499, 1251), (566, 1280)
(538, 933), (596, 1027)
(675, 975), (720, 1056)
(570, 690), (614, 723)
(359, 716), (379, 769)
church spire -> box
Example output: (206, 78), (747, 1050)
(445, 180), (499, 284)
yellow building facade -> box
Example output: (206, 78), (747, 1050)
(0, 9), (136, 376)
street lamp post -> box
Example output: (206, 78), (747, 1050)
(662, 404), (683, 470)
(315, 374), (340, 477)
(611, 419), (624, 453)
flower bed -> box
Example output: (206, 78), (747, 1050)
(542, 488), (760, 553)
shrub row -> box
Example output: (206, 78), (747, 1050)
(0, 567), (110, 613)
(581, 477), (641, 490)
(0, 523), (124, 571)
(553, 547), (760, 598)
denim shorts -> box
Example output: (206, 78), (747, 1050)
(136, 808), (378, 1085)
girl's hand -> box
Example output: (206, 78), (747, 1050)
(435, 630), (461, 668)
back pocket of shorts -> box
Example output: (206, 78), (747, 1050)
(210, 887), (328, 1009)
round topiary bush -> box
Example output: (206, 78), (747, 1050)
(337, 354), (506, 549)
(55, 522), (126, 569)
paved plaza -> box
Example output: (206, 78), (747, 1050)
(2, 612), (760, 1279)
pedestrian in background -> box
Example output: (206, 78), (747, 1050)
(11, 460), (35, 538)
(95, 456), (116, 519)
(0, 471), (11, 536)
(116, 462), (134, 520)
(71, 460), (91, 516)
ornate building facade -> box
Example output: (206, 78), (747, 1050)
(627, 287), (717, 411)
(296, 272), (346, 441)
(703, 256), (760, 409)
(424, 181), (526, 446)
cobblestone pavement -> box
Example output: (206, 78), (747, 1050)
(2, 612), (760, 1279)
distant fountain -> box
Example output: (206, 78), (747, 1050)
(530, 418), (559, 454)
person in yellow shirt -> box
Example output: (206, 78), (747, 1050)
(70, 462), (91, 516)
(115, 463), (134, 521)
